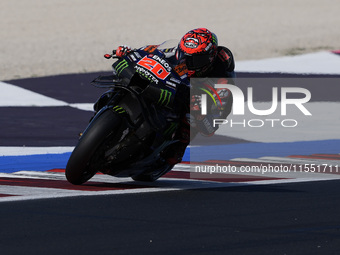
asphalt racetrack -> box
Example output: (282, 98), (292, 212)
(2, 181), (340, 255)
(1, 69), (340, 254)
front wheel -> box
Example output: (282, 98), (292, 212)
(65, 109), (122, 185)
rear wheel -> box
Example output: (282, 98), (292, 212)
(65, 109), (122, 185)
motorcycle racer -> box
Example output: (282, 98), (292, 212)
(116, 28), (235, 165)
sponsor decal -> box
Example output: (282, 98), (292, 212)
(218, 50), (230, 62)
(158, 89), (172, 107)
(142, 45), (158, 53)
(137, 55), (170, 80)
(112, 105), (126, 114)
(166, 81), (177, 89)
(173, 62), (188, 77)
(135, 65), (159, 84)
(115, 59), (129, 76)
(194, 79), (312, 129)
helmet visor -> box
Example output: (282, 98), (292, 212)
(185, 54), (211, 70)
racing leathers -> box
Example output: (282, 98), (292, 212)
(162, 46), (235, 164)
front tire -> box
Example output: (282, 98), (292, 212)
(65, 109), (122, 185)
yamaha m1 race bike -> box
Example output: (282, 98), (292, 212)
(65, 42), (190, 185)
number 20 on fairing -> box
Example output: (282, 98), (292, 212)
(137, 56), (170, 80)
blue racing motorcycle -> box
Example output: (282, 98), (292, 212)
(65, 42), (189, 185)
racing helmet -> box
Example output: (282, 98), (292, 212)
(176, 28), (218, 77)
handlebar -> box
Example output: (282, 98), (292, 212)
(104, 50), (117, 59)
(104, 47), (136, 59)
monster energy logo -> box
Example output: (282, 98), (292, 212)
(112, 105), (126, 114)
(158, 89), (172, 107)
(116, 59), (128, 76)
(212, 34), (218, 45)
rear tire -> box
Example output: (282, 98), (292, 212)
(65, 109), (122, 185)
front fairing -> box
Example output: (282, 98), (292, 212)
(111, 45), (189, 112)
(113, 40), (189, 85)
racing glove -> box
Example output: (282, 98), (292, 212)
(189, 94), (217, 136)
(116, 45), (132, 57)
(189, 85), (232, 136)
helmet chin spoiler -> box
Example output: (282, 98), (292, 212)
(185, 54), (211, 70)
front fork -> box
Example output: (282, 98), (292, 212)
(93, 89), (116, 113)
